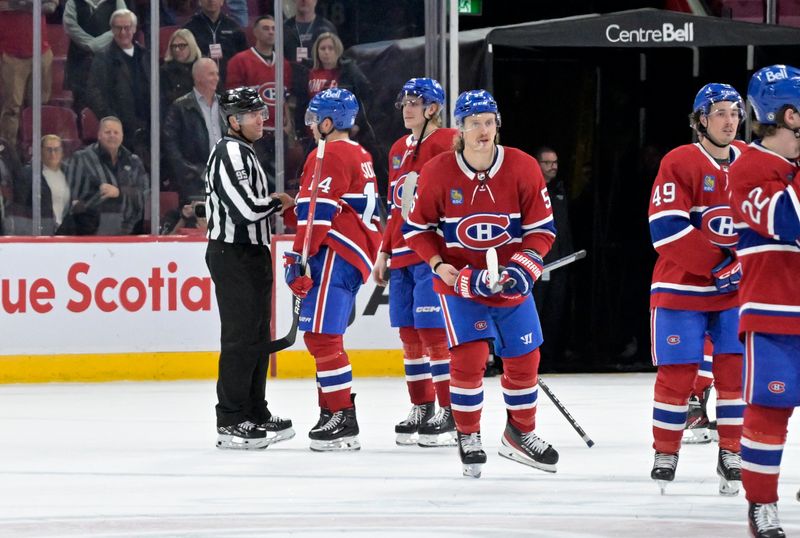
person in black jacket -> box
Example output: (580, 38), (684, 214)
(182, 0), (247, 89)
(532, 146), (575, 373)
(283, 0), (336, 67)
(86, 9), (150, 156)
(15, 135), (71, 234)
(162, 58), (225, 204)
(63, 0), (129, 115)
(160, 28), (202, 114)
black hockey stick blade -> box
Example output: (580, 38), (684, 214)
(267, 294), (301, 353)
(538, 378), (595, 447)
(543, 249), (587, 274)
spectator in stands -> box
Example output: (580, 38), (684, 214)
(161, 196), (208, 236)
(0, 0), (58, 149)
(162, 57), (224, 203)
(224, 0), (247, 29)
(160, 28), (202, 112)
(283, 0), (336, 67)
(66, 116), (148, 235)
(15, 135), (71, 233)
(183, 0), (247, 89)
(86, 9), (150, 157)
(226, 15), (293, 191)
(63, 0), (128, 115)
(307, 32), (369, 101)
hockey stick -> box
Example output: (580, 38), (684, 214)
(484, 249), (587, 292)
(267, 138), (326, 353)
(400, 171), (418, 220)
(538, 378), (595, 448)
(542, 249), (586, 275)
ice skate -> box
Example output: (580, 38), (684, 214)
(748, 502), (785, 538)
(216, 420), (269, 450)
(309, 406), (361, 452)
(651, 451), (678, 494)
(498, 421), (558, 473)
(257, 413), (295, 446)
(716, 448), (741, 496)
(310, 407), (332, 434)
(457, 430), (487, 478)
(394, 402), (434, 445)
(682, 392), (712, 445)
(417, 405), (457, 447)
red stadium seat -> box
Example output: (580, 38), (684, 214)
(47, 24), (70, 59)
(718, 0), (763, 23)
(159, 26), (180, 60)
(19, 105), (80, 160)
(778, 0), (800, 27)
(48, 57), (73, 108)
(160, 191), (179, 217)
(80, 107), (99, 143)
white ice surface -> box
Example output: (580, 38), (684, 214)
(1, 373), (799, 537)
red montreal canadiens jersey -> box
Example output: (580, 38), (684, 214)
(225, 48), (293, 131)
(382, 128), (457, 269)
(292, 139), (382, 283)
(404, 145), (555, 307)
(729, 143), (800, 336)
(648, 141), (746, 311)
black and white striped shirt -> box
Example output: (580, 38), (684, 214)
(204, 135), (281, 245)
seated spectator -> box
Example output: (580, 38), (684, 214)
(86, 9), (151, 157)
(0, 0), (57, 148)
(162, 58), (224, 203)
(283, 0), (336, 67)
(63, 0), (127, 115)
(183, 0), (247, 88)
(15, 135), (71, 233)
(161, 28), (202, 112)
(161, 196), (208, 236)
(65, 116), (148, 235)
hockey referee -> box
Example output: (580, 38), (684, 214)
(205, 87), (295, 449)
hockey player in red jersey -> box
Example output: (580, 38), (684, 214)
(283, 88), (382, 452)
(648, 83), (747, 495)
(403, 89), (558, 478)
(372, 78), (459, 447)
(729, 64), (800, 538)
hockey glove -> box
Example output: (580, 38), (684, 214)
(711, 251), (741, 292)
(284, 252), (313, 299)
(454, 265), (504, 299)
(502, 249), (544, 297)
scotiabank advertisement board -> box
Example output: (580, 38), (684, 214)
(0, 237), (398, 357)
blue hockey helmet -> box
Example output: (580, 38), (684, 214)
(305, 88), (359, 130)
(395, 78), (445, 107)
(453, 89), (500, 128)
(747, 64), (800, 125)
(693, 83), (743, 117)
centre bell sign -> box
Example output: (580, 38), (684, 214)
(605, 22), (694, 44)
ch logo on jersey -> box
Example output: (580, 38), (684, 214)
(768, 381), (786, 394)
(667, 335), (680, 345)
(258, 82), (279, 104)
(701, 206), (738, 247)
(391, 174), (412, 208)
(455, 214), (512, 250)
(703, 175), (716, 192)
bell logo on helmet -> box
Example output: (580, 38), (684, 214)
(765, 67), (788, 83)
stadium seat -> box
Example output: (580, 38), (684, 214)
(80, 107), (100, 143)
(778, 0), (800, 27)
(48, 57), (73, 108)
(47, 23), (70, 59)
(718, 0), (763, 23)
(20, 105), (81, 159)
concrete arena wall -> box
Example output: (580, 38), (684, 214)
(0, 236), (402, 383)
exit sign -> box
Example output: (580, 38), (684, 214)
(458, 0), (482, 16)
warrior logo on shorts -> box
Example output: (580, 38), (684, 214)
(455, 213), (512, 250)
(701, 206), (738, 247)
(667, 335), (681, 345)
(768, 381), (786, 394)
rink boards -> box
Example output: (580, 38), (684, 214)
(0, 236), (402, 382)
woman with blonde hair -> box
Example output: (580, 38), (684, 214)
(160, 28), (202, 111)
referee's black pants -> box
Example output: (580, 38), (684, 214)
(206, 240), (273, 427)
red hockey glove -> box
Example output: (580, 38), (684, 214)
(284, 252), (313, 298)
(454, 265), (504, 299)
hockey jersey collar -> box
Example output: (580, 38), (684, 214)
(694, 141), (742, 170)
(750, 140), (798, 165)
(456, 145), (505, 181)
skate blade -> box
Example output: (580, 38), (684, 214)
(718, 476), (740, 496)
(309, 436), (361, 452)
(216, 434), (269, 450)
(418, 431), (458, 447)
(497, 444), (557, 473)
(682, 428), (712, 444)
(395, 432), (418, 446)
(462, 463), (483, 478)
(656, 480), (670, 495)
(264, 428), (296, 446)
